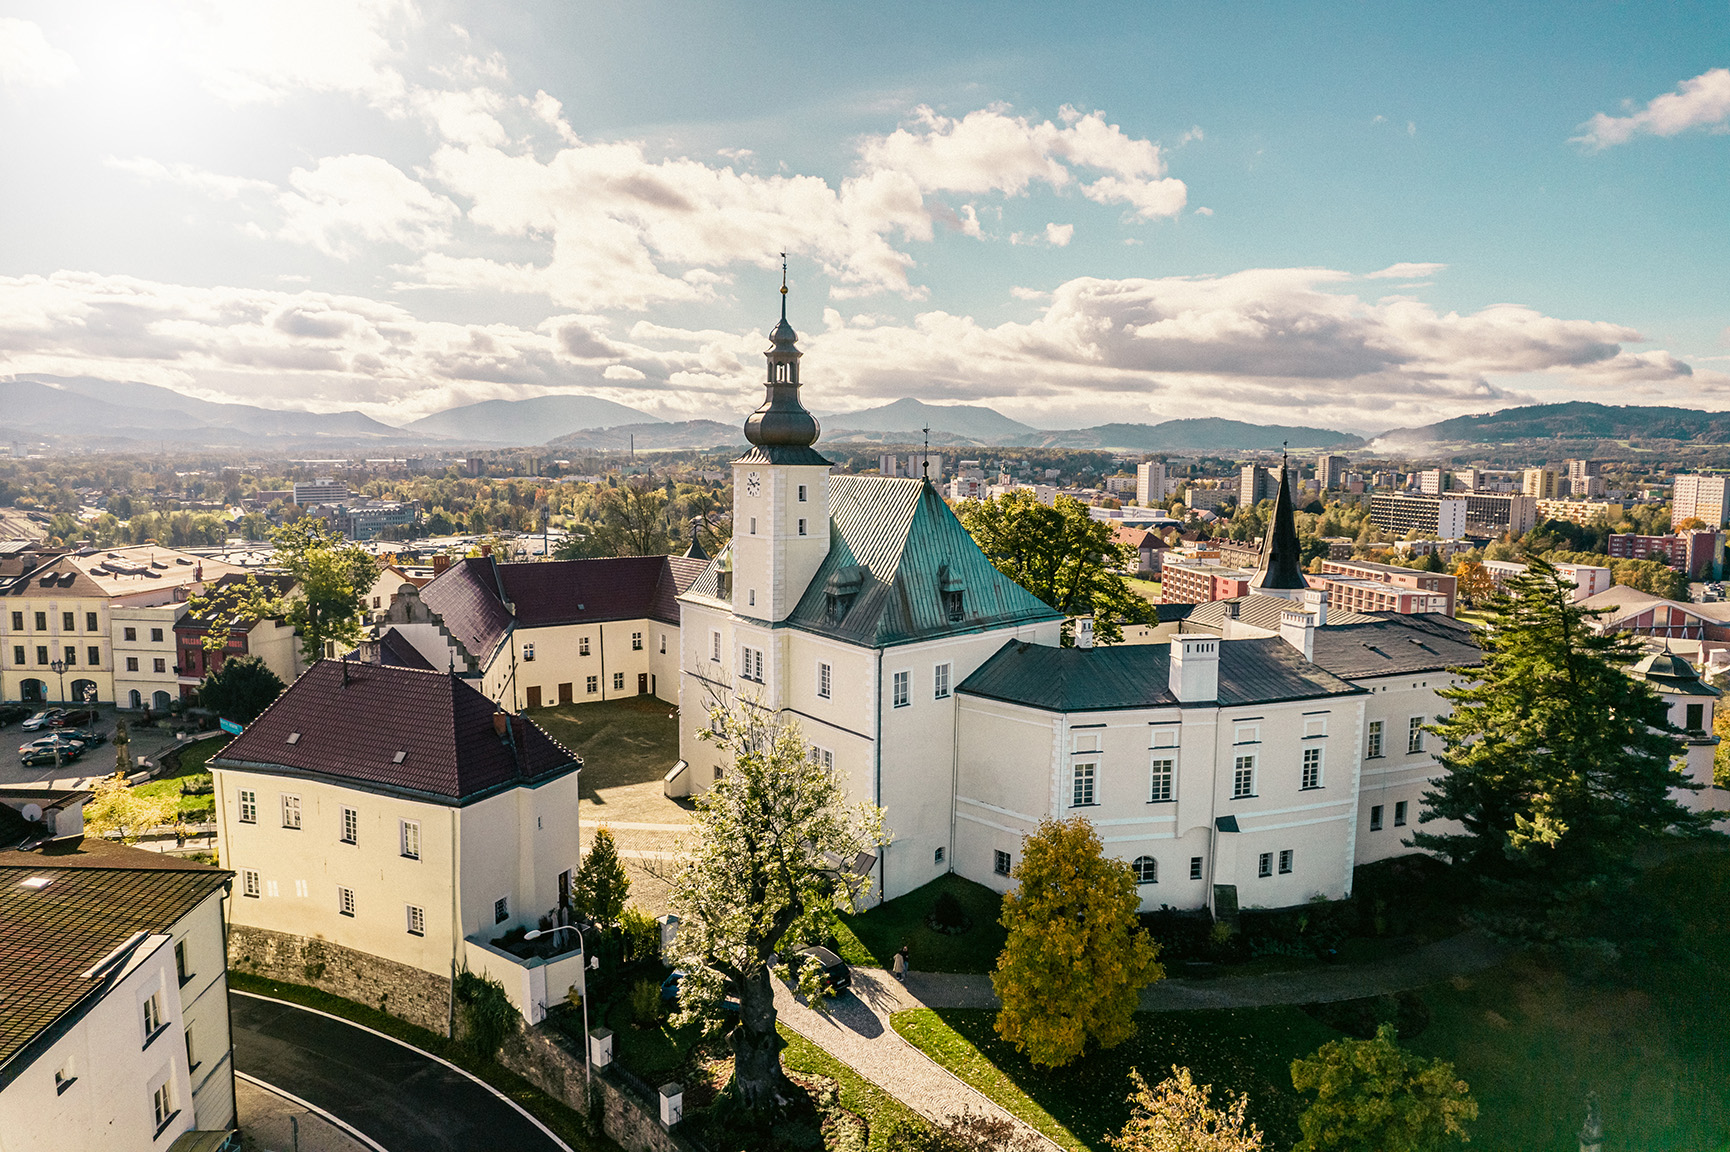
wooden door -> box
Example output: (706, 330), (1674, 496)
(558, 682), (573, 704)
(525, 685), (542, 708)
(637, 673), (649, 695)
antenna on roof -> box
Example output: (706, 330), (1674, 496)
(780, 252), (788, 320)
(922, 426), (931, 478)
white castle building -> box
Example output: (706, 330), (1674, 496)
(675, 292), (1718, 913)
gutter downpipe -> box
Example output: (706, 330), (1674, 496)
(949, 671), (960, 877)
(875, 644), (885, 905)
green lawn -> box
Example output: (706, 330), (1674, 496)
(892, 846), (1730, 1152)
(1126, 577), (1162, 604)
(833, 873), (1007, 973)
(893, 1005), (1338, 1150)
(780, 1028), (934, 1151)
(134, 733), (229, 818)
(525, 696), (681, 799)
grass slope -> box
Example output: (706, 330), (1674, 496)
(134, 733), (229, 818)
(833, 874), (1007, 973)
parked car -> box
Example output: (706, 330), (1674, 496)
(19, 734), (91, 756)
(49, 709), (96, 729)
(19, 709), (65, 732)
(795, 946), (851, 997)
(660, 971), (741, 1013)
(60, 729), (107, 747)
(21, 744), (83, 767)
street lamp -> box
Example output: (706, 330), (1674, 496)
(50, 659), (66, 708)
(523, 925), (598, 1095)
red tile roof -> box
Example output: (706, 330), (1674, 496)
(215, 661), (578, 803)
(420, 558), (514, 661)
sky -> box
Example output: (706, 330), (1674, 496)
(1, 1), (1727, 436)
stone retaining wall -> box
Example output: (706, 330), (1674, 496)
(229, 925), (451, 1036)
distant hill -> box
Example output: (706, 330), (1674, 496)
(0, 377), (409, 443)
(1012, 418), (1364, 451)
(1378, 402), (1730, 447)
(823, 397), (1038, 442)
(545, 420), (742, 452)
(403, 394), (661, 445)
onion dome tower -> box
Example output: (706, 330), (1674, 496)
(741, 263), (828, 466)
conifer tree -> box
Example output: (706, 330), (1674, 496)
(1413, 558), (1717, 891)
(572, 825), (630, 927)
(992, 817), (1164, 1067)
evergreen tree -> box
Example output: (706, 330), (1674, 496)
(992, 817), (1164, 1067)
(572, 825), (630, 927)
(197, 655), (286, 725)
(1413, 558), (1717, 896)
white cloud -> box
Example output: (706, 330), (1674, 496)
(0, 18), (78, 88)
(1574, 68), (1730, 150)
(277, 154), (459, 258)
(180, 0), (410, 108)
(1044, 222), (1074, 247)
(1193, 206), (1214, 216)
(1365, 261), (1447, 280)
(107, 156), (276, 200)
(603, 364), (646, 380)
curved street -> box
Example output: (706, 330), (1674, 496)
(231, 992), (571, 1152)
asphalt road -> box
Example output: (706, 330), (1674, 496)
(231, 992), (570, 1152)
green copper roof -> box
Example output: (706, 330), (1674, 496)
(787, 475), (1062, 648)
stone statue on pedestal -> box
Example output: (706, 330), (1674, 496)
(1579, 1091), (1603, 1152)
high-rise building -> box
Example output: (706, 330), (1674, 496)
(1464, 493), (1539, 536)
(1136, 461), (1169, 507)
(1240, 464), (1275, 508)
(1521, 468), (1559, 500)
(1418, 469), (1447, 495)
(1672, 474), (1730, 529)
(1367, 493), (1468, 540)
(1316, 455), (1348, 491)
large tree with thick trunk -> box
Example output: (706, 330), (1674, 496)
(665, 703), (886, 1119)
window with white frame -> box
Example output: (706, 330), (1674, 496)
(152, 1081), (174, 1131)
(522, 642), (535, 662)
(400, 820), (421, 860)
(1407, 716), (1424, 754)
(238, 790), (256, 824)
(338, 886), (356, 916)
(1366, 719), (1384, 758)
(934, 662), (951, 699)
(613, 671), (625, 690)
(1149, 757), (1174, 803)
(1258, 852), (1273, 878)
(406, 904), (426, 936)
(810, 745), (834, 770)
(741, 646), (764, 682)
(632, 631), (643, 650)
(994, 850), (1012, 876)
(1133, 856), (1158, 883)
(892, 670), (909, 707)
(710, 631), (721, 662)
(341, 807), (358, 844)
(1071, 761), (1097, 806)
(580, 636), (591, 656)
(142, 991), (163, 1040)
(818, 662), (832, 699)
(242, 869), (260, 897)
(1301, 747), (1323, 790)
(281, 794), (301, 829)
(798, 484), (807, 502)
(1278, 848), (1294, 874)
(1189, 856), (1203, 880)
(1232, 755), (1256, 798)
(797, 518), (807, 536)
(586, 675), (598, 693)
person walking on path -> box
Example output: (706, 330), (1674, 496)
(892, 945), (909, 983)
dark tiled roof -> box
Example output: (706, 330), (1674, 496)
(1306, 616), (1483, 679)
(377, 628), (437, 671)
(421, 558), (514, 662)
(0, 847), (229, 1079)
(682, 476), (1061, 647)
(215, 661), (579, 804)
(959, 636), (1361, 712)
(499, 556), (703, 628)
(1187, 593), (1380, 632)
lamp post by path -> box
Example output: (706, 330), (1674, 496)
(523, 924), (598, 1096)
(50, 658), (66, 708)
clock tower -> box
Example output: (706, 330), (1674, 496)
(730, 275), (832, 623)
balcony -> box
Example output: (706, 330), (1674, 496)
(462, 928), (589, 1024)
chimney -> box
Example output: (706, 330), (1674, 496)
(1279, 609), (1316, 661)
(1168, 636), (1219, 703)
(1075, 618), (1094, 649)
(493, 711), (508, 737)
(1303, 587), (1327, 627)
(480, 543), (492, 558)
(432, 554), (451, 576)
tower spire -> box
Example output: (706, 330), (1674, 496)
(780, 252), (788, 321)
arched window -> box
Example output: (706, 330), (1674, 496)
(1133, 856), (1158, 884)
(129, 690), (142, 710)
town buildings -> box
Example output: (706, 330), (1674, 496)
(213, 661), (583, 1032)
(1136, 461), (1170, 507)
(1316, 559), (1458, 617)
(0, 836), (236, 1150)
(1368, 493), (1467, 540)
(1160, 557), (1251, 604)
(1480, 560), (1612, 602)
(173, 573), (303, 702)
(1522, 468), (1560, 500)
(1608, 530), (1725, 580)
(1672, 474), (1730, 529)
(1316, 454), (1348, 492)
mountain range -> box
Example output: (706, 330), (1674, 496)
(402, 394), (661, 443)
(1376, 402), (1730, 447)
(0, 377), (405, 444)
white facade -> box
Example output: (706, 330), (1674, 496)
(1136, 462), (1170, 507)
(111, 603), (181, 713)
(1672, 474), (1730, 529)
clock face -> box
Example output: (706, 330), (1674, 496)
(745, 472), (761, 497)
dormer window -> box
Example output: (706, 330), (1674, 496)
(824, 566), (865, 624)
(938, 563), (965, 623)
(942, 590), (963, 622)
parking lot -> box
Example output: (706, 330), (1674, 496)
(1, 701), (211, 788)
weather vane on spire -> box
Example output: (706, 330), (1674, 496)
(922, 425), (931, 477)
(780, 252), (788, 319)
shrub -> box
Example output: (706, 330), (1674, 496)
(454, 970), (517, 1061)
(930, 890), (970, 933)
(629, 978), (662, 1028)
(619, 904), (661, 963)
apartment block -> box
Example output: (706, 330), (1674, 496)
(1316, 455), (1348, 491)
(1463, 493), (1539, 536)
(1535, 499), (1626, 527)
(1136, 461), (1169, 507)
(1522, 468), (1559, 500)
(1672, 475), (1730, 529)
(1368, 493), (1468, 541)
(1318, 558), (1457, 616)
(1608, 530), (1724, 580)
(1160, 557), (1253, 604)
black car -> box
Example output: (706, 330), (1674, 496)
(795, 946), (851, 996)
(61, 729), (107, 746)
(21, 744), (83, 768)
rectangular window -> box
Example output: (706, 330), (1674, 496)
(281, 795), (301, 829)
(338, 886), (356, 916)
(174, 940), (190, 983)
(1394, 800), (1408, 827)
(586, 675), (598, 694)
(127, 656), (139, 671)
(1279, 849), (1294, 874)
(1686, 703), (1704, 731)
(406, 905), (426, 936)
(62, 612), (74, 631)
(124, 626), (138, 641)
(35, 645), (47, 665)
(400, 820), (421, 860)
(238, 789), (256, 823)
(710, 631), (721, 662)
(54, 1062), (75, 1094)
(632, 631), (643, 650)
(798, 484), (807, 502)
(1258, 852), (1273, 878)
(185, 1029), (196, 1071)
(660, 633), (666, 654)
(1149, 758), (1174, 803)
(994, 850), (1012, 877)
(1366, 720), (1384, 758)
(242, 869), (260, 897)
(612, 671), (625, 690)
(817, 662), (832, 699)
(1232, 755), (1256, 798)
(494, 896), (510, 924)
(749, 517), (756, 535)
(1189, 856), (1203, 880)
(934, 846), (945, 864)
(942, 589), (963, 621)
(1302, 747), (1323, 790)
(341, 807), (358, 844)
(1408, 716), (1424, 754)
(153, 658), (166, 673)
(142, 992), (163, 1039)
(86, 612), (98, 631)
(87, 646), (100, 666)
(580, 636), (591, 656)
(893, 670), (909, 707)
(11, 646), (22, 665)
(63, 646), (76, 665)
(1071, 762), (1097, 806)
(811, 745), (834, 770)
(9, 611), (20, 630)
(153, 1082), (173, 1130)
(934, 662), (951, 699)
(797, 518), (807, 536)
(151, 628), (163, 642)
(1370, 804), (1384, 831)
(34, 612), (46, 630)
(522, 642), (535, 662)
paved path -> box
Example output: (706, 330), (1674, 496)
(237, 1074), (376, 1152)
(894, 930), (1511, 1013)
(775, 970), (1062, 1149)
(232, 992), (571, 1152)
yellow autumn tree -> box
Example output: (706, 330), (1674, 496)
(1108, 1066), (1264, 1152)
(991, 817), (1164, 1067)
